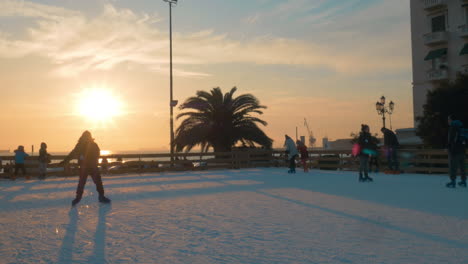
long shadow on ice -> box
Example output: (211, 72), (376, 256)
(57, 207), (79, 263)
(9, 175), (223, 196)
(254, 189), (468, 250)
(88, 204), (111, 263)
(1, 179), (267, 212)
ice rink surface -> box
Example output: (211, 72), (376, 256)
(1, 168), (467, 264)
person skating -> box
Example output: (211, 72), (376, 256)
(368, 136), (380, 173)
(60, 131), (111, 206)
(446, 115), (466, 188)
(14, 145), (29, 180)
(358, 124), (373, 182)
(296, 140), (309, 172)
(381, 127), (400, 174)
(38, 142), (51, 180)
(284, 135), (299, 173)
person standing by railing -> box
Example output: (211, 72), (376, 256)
(284, 135), (299, 174)
(446, 115), (466, 188)
(38, 142), (51, 180)
(381, 127), (400, 174)
(368, 136), (380, 173)
(358, 125), (373, 182)
(60, 131), (111, 206)
(296, 140), (309, 173)
(14, 145), (29, 180)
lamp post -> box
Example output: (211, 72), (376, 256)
(163, 0), (178, 166)
(375, 96), (395, 129)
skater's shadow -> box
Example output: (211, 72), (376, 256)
(57, 207), (79, 263)
(88, 203), (112, 263)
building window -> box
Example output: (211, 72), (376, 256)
(431, 57), (447, 71)
(431, 15), (446, 32)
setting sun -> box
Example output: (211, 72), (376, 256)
(76, 88), (124, 123)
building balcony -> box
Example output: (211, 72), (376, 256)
(422, 0), (447, 10)
(427, 69), (448, 81)
(423, 31), (448, 45)
(459, 65), (468, 75)
(459, 24), (468, 38)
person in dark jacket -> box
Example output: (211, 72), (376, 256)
(358, 124), (373, 182)
(381, 127), (400, 173)
(446, 115), (466, 188)
(38, 142), (50, 180)
(368, 136), (380, 173)
(296, 140), (309, 173)
(60, 131), (111, 206)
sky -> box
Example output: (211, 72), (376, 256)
(0, 0), (413, 152)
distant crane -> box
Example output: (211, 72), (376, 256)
(304, 118), (316, 148)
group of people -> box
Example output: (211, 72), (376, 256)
(356, 125), (400, 182)
(284, 135), (309, 174)
(4, 131), (111, 206)
(283, 125), (401, 178)
(283, 114), (466, 189)
(4, 143), (51, 180)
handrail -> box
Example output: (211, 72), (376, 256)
(0, 148), (465, 176)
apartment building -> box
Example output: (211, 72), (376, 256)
(410, 0), (468, 125)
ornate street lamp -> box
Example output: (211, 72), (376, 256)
(375, 96), (395, 129)
(163, 0), (178, 166)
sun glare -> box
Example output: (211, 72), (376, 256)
(76, 88), (124, 123)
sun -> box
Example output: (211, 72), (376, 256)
(76, 88), (124, 123)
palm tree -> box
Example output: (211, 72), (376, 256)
(174, 87), (273, 152)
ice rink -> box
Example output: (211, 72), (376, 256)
(1, 168), (467, 263)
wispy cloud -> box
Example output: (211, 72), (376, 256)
(0, 0), (409, 78)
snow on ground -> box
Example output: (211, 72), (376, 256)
(1, 168), (467, 264)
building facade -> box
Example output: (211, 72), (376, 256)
(410, 0), (468, 125)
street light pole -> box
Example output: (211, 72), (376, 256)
(375, 96), (395, 130)
(163, 0), (178, 166)
(381, 109), (386, 128)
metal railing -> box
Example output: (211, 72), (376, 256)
(1, 148), (466, 177)
(422, 0), (447, 10)
(423, 31), (448, 45)
(427, 69), (448, 81)
(459, 24), (468, 38)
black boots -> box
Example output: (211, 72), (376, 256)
(99, 195), (111, 204)
(71, 195), (111, 206)
(71, 197), (81, 207)
(359, 173), (373, 182)
(446, 180), (456, 188)
(445, 179), (466, 188)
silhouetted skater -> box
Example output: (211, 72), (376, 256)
(284, 135), (298, 173)
(358, 125), (373, 182)
(446, 115), (466, 188)
(296, 140), (309, 172)
(60, 131), (111, 206)
(381, 127), (400, 174)
(369, 136), (380, 173)
(38, 142), (50, 180)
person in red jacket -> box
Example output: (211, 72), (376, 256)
(60, 131), (111, 206)
(296, 140), (309, 172)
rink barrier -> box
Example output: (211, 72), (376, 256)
(0, 148), (466, 177)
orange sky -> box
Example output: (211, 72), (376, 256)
(0, 0), (414, 152)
